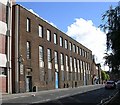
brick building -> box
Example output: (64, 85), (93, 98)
(0, 0), (15, 93)
(11, 4), (94, 93)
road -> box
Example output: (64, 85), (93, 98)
(44, 88), (117, 105)
(2, 85), (117, 105)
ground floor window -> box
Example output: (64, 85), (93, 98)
(40, 68), (45, 81)
(69, 73), (72, 81)
(61, 71), (64, 81)
(48, 69), (52, 81)
(75, 72), (77, 80)
(0, 67), (7, 75)
(66, 71), (69, 81)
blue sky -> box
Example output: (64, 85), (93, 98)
(17, 2), (117, 32)
(17, 2), (118, 70)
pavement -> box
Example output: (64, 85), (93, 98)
(1, 84), (118, 105)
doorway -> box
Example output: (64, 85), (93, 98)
(26, 76), (32, 92)
(55, 72), (59, 89)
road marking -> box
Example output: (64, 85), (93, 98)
(32, 98), (51, 104)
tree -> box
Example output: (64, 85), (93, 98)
(101, 70), (110, 82)
(100, 5), (120, 73)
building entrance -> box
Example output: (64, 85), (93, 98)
(55, 72), (59, 89)
(26, 76), (32, 92)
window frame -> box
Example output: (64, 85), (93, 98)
(27, 18), (31, 32)
(39, 25), (43, 37)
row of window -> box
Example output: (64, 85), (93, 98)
(27, 41), (90, 71)
(27, 41), (91, 82)
(26, 18), (92, 59)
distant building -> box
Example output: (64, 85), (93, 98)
(11, 4), (93, 93)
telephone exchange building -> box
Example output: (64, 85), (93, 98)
(12, 4), (93, 93)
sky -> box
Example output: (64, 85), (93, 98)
(17, 2), (118, 71)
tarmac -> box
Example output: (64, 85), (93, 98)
(106, 91), (120, 105)
(0, 84), (119, 105)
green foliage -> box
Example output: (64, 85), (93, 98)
(106, 74), (110, 80)
(101, 70), (110, 81)
(100, 5), (120, 73)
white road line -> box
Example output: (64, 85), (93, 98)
(32, 98), (51, 104)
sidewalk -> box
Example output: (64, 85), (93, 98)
(1, 84), (104, 101)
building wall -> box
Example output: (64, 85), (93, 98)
(12, 4), (93, 93)
(0, 0), (8, 93)
(0, 0), (15, 93)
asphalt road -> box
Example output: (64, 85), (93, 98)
(44, 88), (117, 105)
(2, 85), (117, 105)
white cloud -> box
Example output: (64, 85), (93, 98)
(66, 18), (106, 66)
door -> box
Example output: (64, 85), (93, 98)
(26, 76), (32, 92)
(55, 72), (59, 89)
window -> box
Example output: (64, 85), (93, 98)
(47, 30), (51, 41)
(70, 57), (72, 67)
(39, 46), (44, 62)
(27, 41), (31, 59)
(80, 60), (83, 80)
(85, 51), (87, 58)
(74, 58), (77, 80)
(74, 58), (76, 68)
(77, 60), (80, 72)
(80, 48), (82, 56)
(0, 68), (6, 75)
(69, 42), (72, 51)
(60, 37), (63, 47)
(60, 53), (64, 65)
(54, 51), (58, 64)
(47, 49), (52, 62)
(76, 46), (79, 54)
(77, 60), (80, 80)
(73, 44), (76, 53)
(47, 49), (52, 81)
(48, 69), (52, 81)
(39, 46), (44, 81)
(82, 49), (85, 57)
(65, 55), (68, 66)
(27, 18), (30, 32)
(54, 33), (57, 44)
(65, 40), (68, 49)
(39, 25), (43, 37)
(70, 57), (73, 80)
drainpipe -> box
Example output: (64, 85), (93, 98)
(14, 5), (19, 93)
